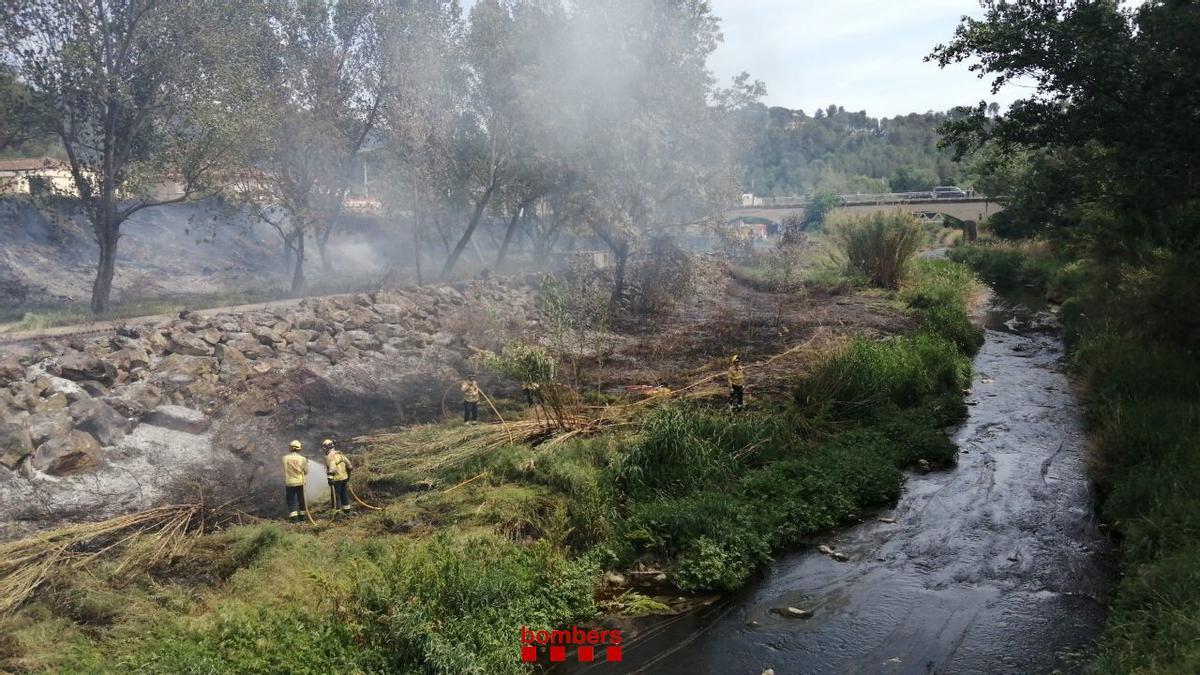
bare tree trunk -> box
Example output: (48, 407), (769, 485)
(317, 234), (332, 273)
(291, 232), (306, 293)
(441, 183), (495, 279)
(609, 240), (629, 308)
(495, 206), (522, 268)
(90, 221), (119, 314)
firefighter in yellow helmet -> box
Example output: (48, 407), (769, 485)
(461, 375), (481, 424)
(283, 440), (308, 522)
(727, 354), (745, 411)
(323, 439), (353, 514)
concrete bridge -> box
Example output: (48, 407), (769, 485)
(731, 198), (1002, 226)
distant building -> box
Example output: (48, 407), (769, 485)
(0, 158), (75, 196)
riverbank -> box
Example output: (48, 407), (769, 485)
(0, 253), (985, 673)
(952, 241), (1200, 673)
(576, 288), (1111, 674)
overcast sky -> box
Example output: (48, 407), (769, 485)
(707, 0), (1018, 117)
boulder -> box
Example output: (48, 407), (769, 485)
(26, 410), (73, 446)
(0, 354), (25, 385)
(371, 323), (407, 341)
(109, 345), (151, 371)
(251, 326), (284, 346)
(44, 375), (91, 402)
(195, 327), (224, 345)
(69, 398), (130, 446)
(373, 303), (413, 324)
(282, 329), (316, 345)
(167, 331), (215, 357)
(0, 423), (34, 469)
(226, 335), (272, 359)
(151, 354), (218, 388)
(37, 392), (69, 412)
(337, 329), (381, 352)
(342, 306), (379, 331)
(144, 404), (211, 434)
(104, 381), (163, 417)
(58, 349), (115, 385)
(32, 430), (102, 475)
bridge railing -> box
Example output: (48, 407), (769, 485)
(742, 190), (979, 208)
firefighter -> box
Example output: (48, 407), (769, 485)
(283, 440), (308, 522)
(727, 355), (745, 410)
(323, 439), (353, 514)
(461, 375), (481, 423)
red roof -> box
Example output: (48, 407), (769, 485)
(0, 157), (66, 172)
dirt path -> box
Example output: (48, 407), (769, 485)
(574, 296), (1113, 674)
(0, 297), (317, 346)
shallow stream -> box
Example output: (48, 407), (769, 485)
(575, 295), (1113, 674)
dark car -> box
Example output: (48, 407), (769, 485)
(933, 186), (968, 199)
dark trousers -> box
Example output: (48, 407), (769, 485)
(285, 485), (306, 518)
(729, 385), (744, 409)
(463, 400), (479, 421)
(332, 479), (351, 510)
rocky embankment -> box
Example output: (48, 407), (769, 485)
(0, 276), (539, 537)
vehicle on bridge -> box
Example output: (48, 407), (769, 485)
(933, 185), (968, 199)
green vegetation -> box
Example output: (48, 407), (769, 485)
(834, 212), (924, 290)
(0, 257), (984, 672)
(741, 105), (967, 196)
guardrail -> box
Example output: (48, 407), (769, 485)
(740, 191), (984, 208)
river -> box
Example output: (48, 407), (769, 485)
(573, 295), (1113, 674)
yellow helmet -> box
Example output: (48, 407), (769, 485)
(289, 440), (302, 450)
(731, 354), (740, 363)
(322, 439), (335, 449)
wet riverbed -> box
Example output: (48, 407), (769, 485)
(580, 297), (1113, 674)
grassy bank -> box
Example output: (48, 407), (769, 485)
(0, 254), (983, 673)
(953, 240), (1200, 673)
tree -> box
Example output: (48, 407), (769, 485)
(0, 0), (251, 312)
(929, 0), (1200, 250)
(0, 65), (52, 155)
(233, 0), (385, 291)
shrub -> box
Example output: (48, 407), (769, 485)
(617, 405), (750, 498)
(834, 212), (923, 289)
(794, 333), (970, 416)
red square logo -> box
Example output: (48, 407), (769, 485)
(578, 646), (595, 662)
(521, 646), (537, 663)
(549, 646), (566, 662)
(607, 646), (623, 662)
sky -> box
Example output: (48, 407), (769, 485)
(707, 0), (1019, 117)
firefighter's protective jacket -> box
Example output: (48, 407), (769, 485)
(727, 365), (745, 386)
(461, 381), (481, 403)
(326, 450), (352, 482)
(283, 452), (308, 487)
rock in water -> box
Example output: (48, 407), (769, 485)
(33, 430), (102, 475)
(817, 544), (834, 555)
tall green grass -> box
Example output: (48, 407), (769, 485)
(834, 212), (924, 289)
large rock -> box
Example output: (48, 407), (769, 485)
(250, 326), (284, 346)
(0, 354), (25, 385)
(0, 423), (34, 469)
(373, 303), (414, 324)
(145, 404), (211, 434)
(151, 354), (218, 388)
(226, 335), (272, 359)
(44, 375), (91, 402)
(167, 331), (215, 357)
(58, 349), (116, 385)
(69, 398), (130, 446)
(109, 345), (151, 372)
(104, 381), (163, 417)
(337, 329), (381, 352)
(32, 430), (102, 475)
(342, 305), (379, 331)
(26, 410), (73, 446)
